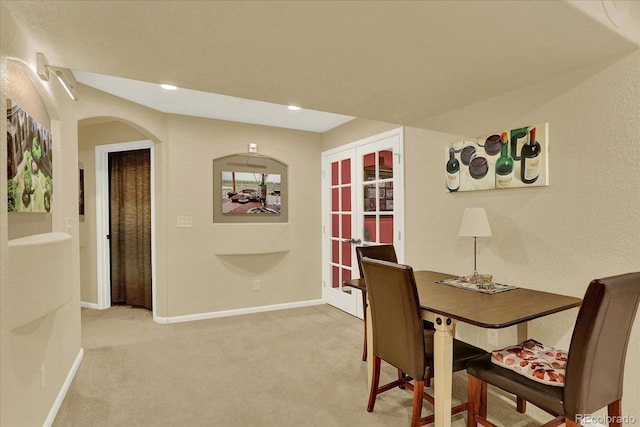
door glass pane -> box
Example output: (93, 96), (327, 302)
(364, 216), (377, 243)
(341, 241), (352, 266)
(341, 186), (351, 212)
(342, 267), (352, 285)
(331, 188), (339, 211)
(364, 183), (376, 212)
(342, 214), (352, 239)
(341, 159), (351, 184)
(331, 214), (339, 237)
(379, 150), (393, 179)
(363, 153), (376, 181)
(331, 239), (339, 264)
(380, 182), (393, 211)
(380, 215), (394, 244)
(331, 161), (339, 186)
(332, 265), (340, 288)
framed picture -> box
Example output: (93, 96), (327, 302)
(7, 100), (53, 212)
(445, 122), (549, 192)
(213, 154), (288, 223)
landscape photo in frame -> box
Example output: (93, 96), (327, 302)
(221, 171), (281, 215)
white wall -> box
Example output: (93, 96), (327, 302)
(163, 115), (323, 317)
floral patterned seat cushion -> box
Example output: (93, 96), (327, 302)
(491, 339), (567, 387)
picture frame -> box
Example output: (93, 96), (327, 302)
(6, 100), (53, 212)
(213, 154), (288, 223)
(445, 122), (549, 192)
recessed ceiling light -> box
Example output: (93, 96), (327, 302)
(288, 105), (301, 111)
(160, 84), (177, 90)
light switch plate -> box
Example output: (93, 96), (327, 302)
(177, 216), (193, 228)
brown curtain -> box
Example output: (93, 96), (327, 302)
(109, 149), (152, 309)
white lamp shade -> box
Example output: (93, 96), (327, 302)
(458, 208), (492, 237)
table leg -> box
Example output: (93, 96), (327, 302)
(433, 315), (455, 427)
(516, 322), (529, 343)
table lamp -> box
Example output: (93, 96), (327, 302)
(458, 207), (492, 284)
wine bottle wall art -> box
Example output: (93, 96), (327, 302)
(444, 122), (549, 192)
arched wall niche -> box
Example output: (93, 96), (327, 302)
(6, 60), (51, 127)
(6, 59), (53, 239)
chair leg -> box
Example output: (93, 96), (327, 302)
(398, 369), (406, 389)
(467, 374), (487, 427)
(411, 379), (425, 427)
(367, 356), (382, 412)
(361, 294), (368, 361)
(608, 400), (622, 427)
(362, 322), (367, 361)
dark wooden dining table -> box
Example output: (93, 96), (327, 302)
(344, 270), (582, 427)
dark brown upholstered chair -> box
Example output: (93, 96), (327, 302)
(361, 257), (487, 427)
(355, 244), (398, 361)
(466, 272), (640, 427)
(355, 245), (437, 362)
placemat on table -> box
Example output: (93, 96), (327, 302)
(436, 277), (517, 294)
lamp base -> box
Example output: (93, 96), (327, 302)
(464, 272), (492, 285)
(465, 272), (481, 284)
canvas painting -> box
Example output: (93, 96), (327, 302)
(7, 100), (53, 212)
(445, 122), (549, 192)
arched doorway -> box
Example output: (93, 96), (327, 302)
(78, 118), (158, 321)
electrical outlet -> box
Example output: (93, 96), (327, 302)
(252, 280), (261, 291)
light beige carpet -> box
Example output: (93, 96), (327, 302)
(53, 304), (550, 426)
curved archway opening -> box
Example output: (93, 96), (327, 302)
(78, 116), (160, 321)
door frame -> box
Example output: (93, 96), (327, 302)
(321, 127), (405, 318)
(95, 140), (157, 320)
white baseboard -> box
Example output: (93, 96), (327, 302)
(154, 299), (324, 324)
(43, 347), (84, 427)
(80, 301), (101, 309)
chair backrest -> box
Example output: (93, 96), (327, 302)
(355, 245), (397, 278)
(564, 272), (640, 418)
(361, 257), (428, 380)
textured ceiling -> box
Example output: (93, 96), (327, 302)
(3, 0), (639, 131)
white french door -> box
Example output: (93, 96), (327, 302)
(321, 128), (405, 318)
